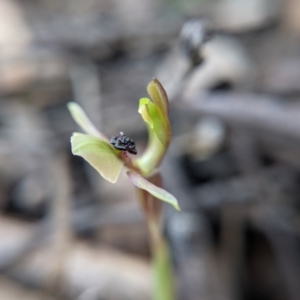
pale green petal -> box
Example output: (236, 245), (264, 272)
(137, 79), (172, 175)
(71, 132), (123, 183)
(138, 98), (154, 129)
(127, 171), (180, 211)
(68, 102), (107, 140)
(147, 78), (169, 115)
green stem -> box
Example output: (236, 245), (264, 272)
(152, 233), (175, 300)
(136, 175), (175, 300)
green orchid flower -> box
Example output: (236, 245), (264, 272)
(68, 78), (180, 211)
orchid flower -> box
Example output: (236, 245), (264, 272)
(68, 78), (180, 211)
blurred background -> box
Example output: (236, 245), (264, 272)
(1, 0), (300, 299)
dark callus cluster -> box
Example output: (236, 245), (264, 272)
(110, 132), (137, 155)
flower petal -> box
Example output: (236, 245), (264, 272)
(127, 171), (180, 211)
(138, 98), (154, 129)
(67, 102), (107, 140)
(71, 132), (123, 183)
(138, 98), (169, 147)
(135, 80), (172, 176)
(147, 78), (169, 115)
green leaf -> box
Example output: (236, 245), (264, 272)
(127, 171), (180, 211)
(71, 132), (123, 183)
(67, 102), (107, 140)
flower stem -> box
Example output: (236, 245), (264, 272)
(151, 226), (175, 300)
(136, 172), (175, 300)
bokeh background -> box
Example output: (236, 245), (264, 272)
(1, 0), (300, 299)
